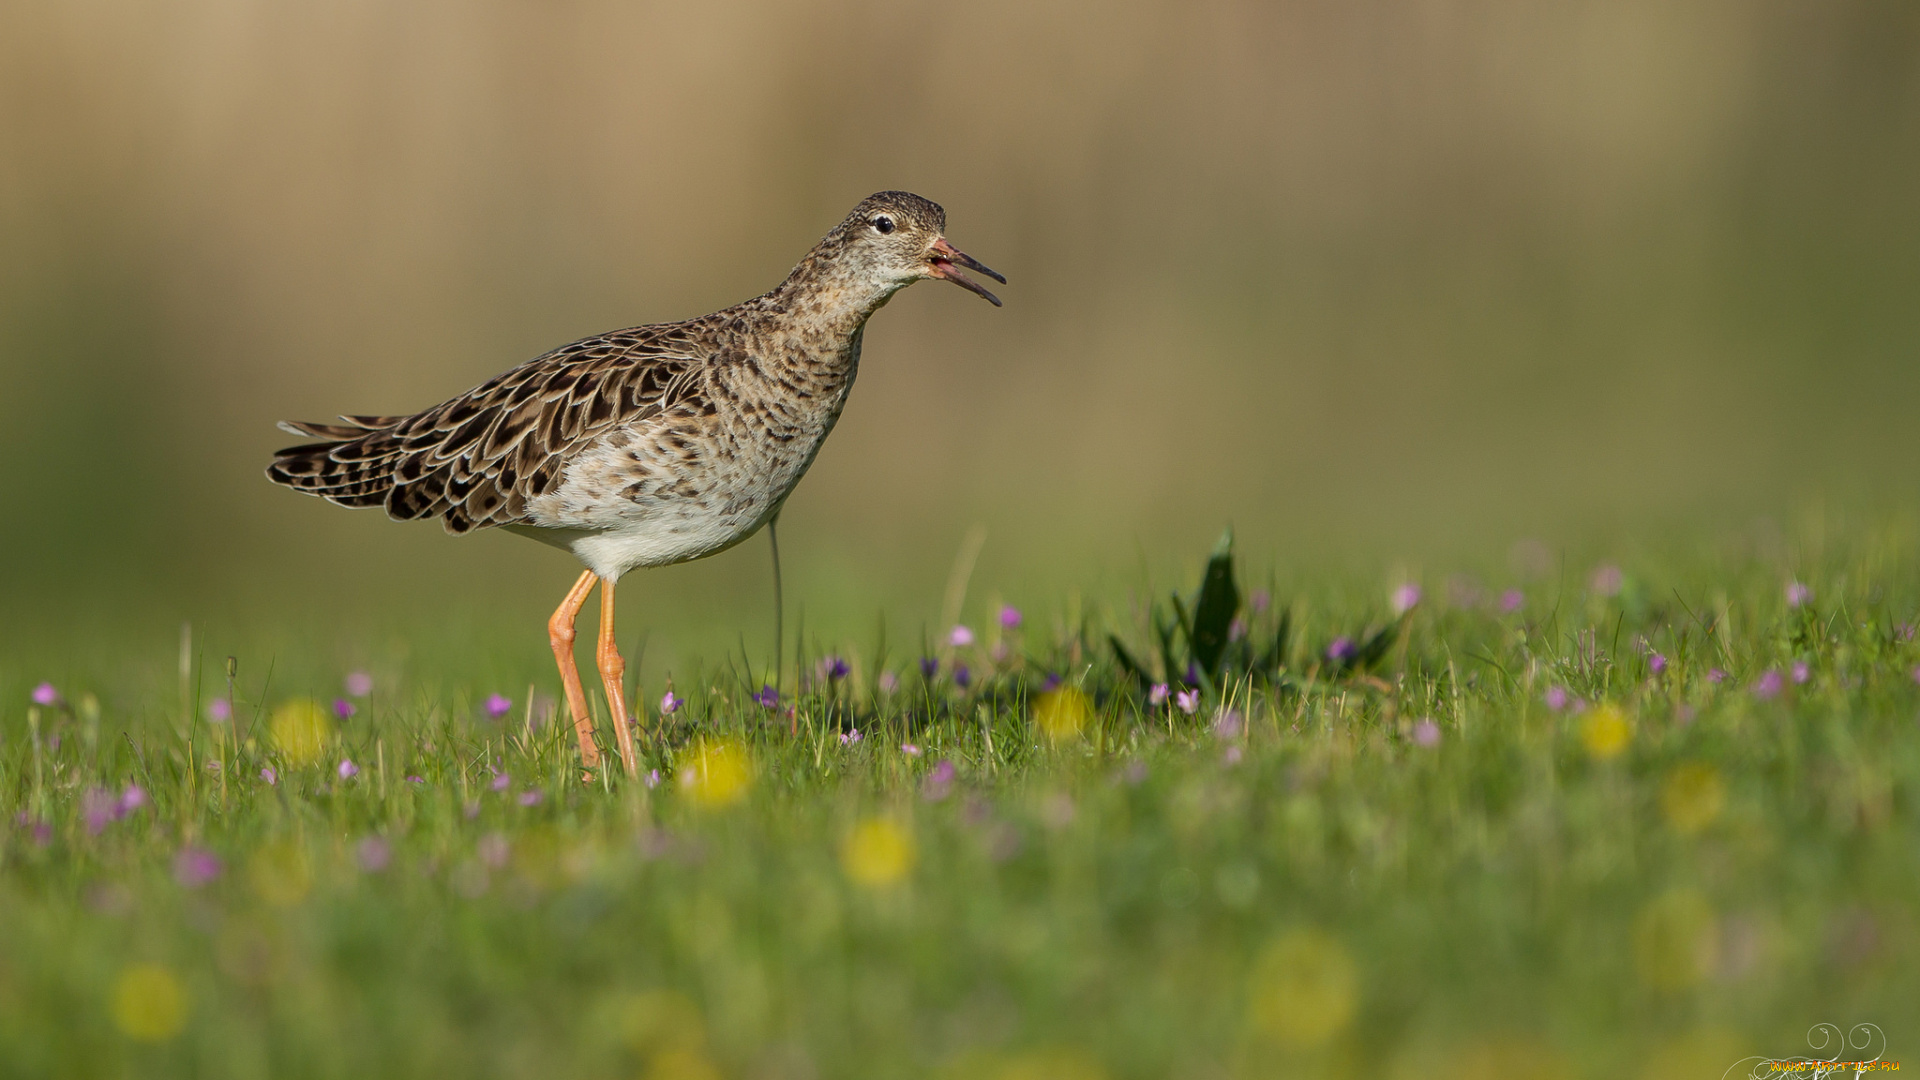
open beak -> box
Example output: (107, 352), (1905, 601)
(928, 236), (1006, 307)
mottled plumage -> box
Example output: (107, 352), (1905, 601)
(269, 191), (999, 579)
(266, 191), (1003, 774)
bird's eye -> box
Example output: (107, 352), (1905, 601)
(871, 215), (895, 235)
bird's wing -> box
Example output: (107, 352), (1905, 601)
(266, 325), (709, 534)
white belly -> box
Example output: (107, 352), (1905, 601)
(505, 509), (770, 581)
(510, 400), (847, 580)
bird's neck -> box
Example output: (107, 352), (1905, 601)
(767, 248), (908, 345)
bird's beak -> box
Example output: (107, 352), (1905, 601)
(928, 236), (1005, 307)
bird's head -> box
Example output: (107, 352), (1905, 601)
(828, 191), (1005, 307)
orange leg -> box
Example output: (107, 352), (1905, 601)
(548, 570), (602, 771)
(596, 576), (640, 777)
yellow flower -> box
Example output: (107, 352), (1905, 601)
(996, 1047), (1107, 1080)
(677, 739), (750, 809)
(1431, 1038), (1574, 1080)
(111, 964), (188, 1042)
(610, 989), (706, 1055)
(1033, 687), (1091, 743)
(1578, 704), (1632, 761)
(269, 700), (330, 766)
(1633, 888), (1717, 991)
(1660, 764), (1725, 834)
(646, 1048), (723, 1080)
(1246, 928), (1359, 1048)
(841, 816), (914, 887)
(248, 841), (313, 907)
(1640, 1030), (1746, 1080)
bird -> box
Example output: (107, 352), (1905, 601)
(266, 192), (1003, 776)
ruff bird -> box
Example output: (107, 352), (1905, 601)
(267, 191), (1003, 775)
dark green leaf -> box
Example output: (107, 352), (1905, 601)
(1153, 609), (1180, 685)
(1108, 635), (1152, 688)
(1256, 606), (1292, 676)
(1188, 528), (1240, 678)
(1349, 612), (1408, 673)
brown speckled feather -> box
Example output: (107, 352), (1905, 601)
(267, 328), (703, 533)
(265, 191), (1003, 579)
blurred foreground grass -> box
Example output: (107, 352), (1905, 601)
(2, 528), (1915, 1079)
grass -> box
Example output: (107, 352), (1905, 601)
(2, 528), (1916, 1079)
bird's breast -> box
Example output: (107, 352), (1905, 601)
(521, 337), (861, 575)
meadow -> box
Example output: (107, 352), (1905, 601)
(1, 526), (1914, 1080)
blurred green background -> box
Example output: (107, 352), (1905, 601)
(3, 0), (1918, 670)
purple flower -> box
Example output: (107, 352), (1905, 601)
(406, 775), (424, 784)
(207, 698), (232, 723)
(901, 743), (922, 757)
(1228, 617), (1248, 642)
(1325, 637), (1355, 663)
(1499, 589), (1525, 613)
(1249, 590), (1271, 614)
(1149, 683), (1170, 706)
(30, 682), (59, 707)
(877, 671), (898, 694)
(173, 847), (222, 888)
(947, 625), (975, 648)
(1911, 666), (1920, 686)
(1412, 718), (1442, 747)
(119, 785), (147, 815)
(1183, 663), (1200, 687)
(1212, 710), (1243, 739)
(1649, 653), (1667, 675)
(919, 657), (939, 679)
(1041, 672), (1062, 692)
(922, 760), (956, 801)
(645, 769), (661, 789)
(356, 836), (391, 872)
(1785, 582), (1812, 608)
(999, 606), (1023, 630)
(838, 729), (862, 746)
(1223, 745), (1243, 766)
(1545, 686), (1570, 711)
(517, 790), (543, 807)
(953, 665), (972, 689)
(331, 698), (356, 720)
(1391, 583), (1423, 615)
(1900, 622), (1917, 643)
(345, 671), (373, 697)
(659, 690), (683, 715)
(822, 656), (850, 681)
(490, 771), (510, 792)
(1591, 564), (1624, 597)
(337, 759), (359, 780)
(1175, 689), (1200, 715)
(1752, 670), (1783, 701)
(1708, 668), (1727, 684)
(1792, 661), (1810, 685)
(754, 685), (780, 708)
(82, 789), (120, 835)
(483, 694), (513, 720)
(259, 767), (277, 786)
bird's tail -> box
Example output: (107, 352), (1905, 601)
(265, 414), (414, 511)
